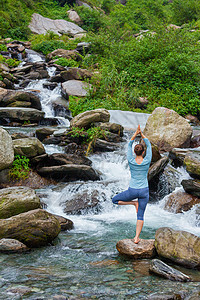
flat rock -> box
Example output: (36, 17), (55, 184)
(164, 190), (200, 213)
(0, 209), (61, 248)
(0, 107), (44, 122)
(70, 108), (110, 128)
(93, 138), (119, 152)
(29, 13), (84, 36)
(116, 239), (156, 259)
(0, 186), (41, 219)
(181, 179), (200, 197)
(149, 259), (191, 282)
(37, 164), (100, 181)
(0, 238), (29, 253)
(144, 107), (192, 152)
(62, 80), (91, 97)
(13, 137), (45, 158)
(52, 214), (74, 231)
(155, 227), (200, 269)
(60, 68), (92, 81)
(0, 126), (14, 170)
(35, 127), (56, 142)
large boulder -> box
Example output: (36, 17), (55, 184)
(70, 108), (110, 128)
(94, 122), (124, 137)
(29, 13), (85, 36)
(13, 137), (45, 158)
(164, 190), (200, 213)
(116, 239), (156, 259)
(0, 127), (14, 170)
(143, 107), (193, 152)
(181, 179), (200, 198)
(0, 209), (61, 248)
(0, 88), (41, 110)
(0, 107), (45, 122)
(149, 259), (190, 282)
(155, 227), (200, 268)
(0, 238), (29, 253)
(148, 156), (169, 182)
(62, 80), (92, 97)
(93, 139), (119, 152)
(37, 164), (100, 181)
(35, 127), (56, 142)
(184, 151), (200, 179)
(60, 68), (92, 81)
(0, 186), (41, 219)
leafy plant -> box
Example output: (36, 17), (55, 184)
(0, 44), (7, 51)
(9, 155), (30, 181)
(54, 57), (80, 67)
(0, 55), (20, 67)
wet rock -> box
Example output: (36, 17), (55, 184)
(65, 142), (86, 156)
(38, 164), (100, 181)
(148, 156), (169, 182)
(0, 238), (30, 253)
(184, 151), (200, 178)
(0, 208), (61, 248)
(190, 134), (200, 148)
(147, 293), (181, 300)
(94, 122), (124, 136)
(144, 107), (192, 152)
(0, 186), (41, 219)
(155, 227), (200, 269)
(70, 108), (110, 128)
(0, 89), (41, 110)
(29, 13), (85, 36)
(185, 289), (200, 300)
(35, 127), (56, 142)
(62, 80), (92, 97)
(13, 137), (45, 158)
(52, 214), (74, 231)
(60, 68), (92, 81)
(116, 239), (156, 259)
(42, 136), (62, 145)
(6, 286), (32, 296)
(43, 82), (58, 90)
(64, 190), (100, 214)
(93, 139), (119, 152)
(0, 126), (14, 170)
(47, 153), (92, 167)
(49, 74), (63, 83)
(0, 107), (44, 123)
(39, 117), (60, 126)
(185, 114), (200, 125)
(47, 49), (82, 62)
(149, 259), (190, 281)
(164, 190), (200, 213)
(169, 148), (188, 166)
(181, 179), (200, 198)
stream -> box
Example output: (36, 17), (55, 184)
(0, 50), (200, 299)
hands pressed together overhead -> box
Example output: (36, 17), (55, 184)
(131, 125), (146, 140)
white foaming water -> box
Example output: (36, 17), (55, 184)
(42, 140), (200, 237)
(25, 49), (45, 62)
(24, 66), (70, 126)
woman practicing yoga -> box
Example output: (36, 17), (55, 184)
(112, 125), (152, 244)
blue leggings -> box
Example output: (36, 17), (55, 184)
(112, 187), (149, 220)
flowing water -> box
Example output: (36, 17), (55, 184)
(1, 51), (200, 300)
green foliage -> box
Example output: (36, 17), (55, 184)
(0, 55), (20, 67)
(54, 57), (80, 67)
(171, 0), (200, 25)
(31, 40), (67, 55)
(67, 127), (87, 139)
(9, 155), (30, 181)
(87, 126), (106, 142)
(0, 44), (7, 51)
(76, 6), (104, 32)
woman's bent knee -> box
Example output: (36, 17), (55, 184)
(112, 195), (119, 205)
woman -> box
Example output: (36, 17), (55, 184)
(112, 125), (152, 244)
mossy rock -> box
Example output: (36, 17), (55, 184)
(184, 151), (200, 179)
(0, 186), (41, 219)
(13, 137), (45, 158)
(0, 209), (61, 248)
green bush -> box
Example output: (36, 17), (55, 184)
(0, 44), (7, 51)
(54, 57), (80, 67)
(76, 6), (104, 32)
(9, 155), (30, 181)
(31, 40), (67, 55)
(0, 55), (20, 67)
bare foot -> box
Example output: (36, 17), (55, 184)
(132, 201), (138, 213)
(133, 237), (140, 244)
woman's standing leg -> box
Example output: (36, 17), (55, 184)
(133, 187), (149, 243)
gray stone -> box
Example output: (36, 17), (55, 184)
(0, 127), (14, 170)
(0, 238), (29, 253)
(35, 127), (56, 142)
(181, 179), (200, 197)
(184, 151), (200, 178)
(52, 214), (74, 231)
(60, 68), (92, 81)
(29, 13), (84, 36)
(13, 137), (45, 158)
(144, 107), (192, 152)
(149, 259), (191, 281)
(0, 107), (44, 122)
(93, 139), (119, 152)
(47, 49), (82, 61)
(164, 190), (200, 213)
(0, 209), (61, 248)
(67, 9), (82, 24)
(0, 186), (41, 219)
(148, 156), (169, 181)
(155, 227), (200, 269)
(62, 80), (91, 97)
